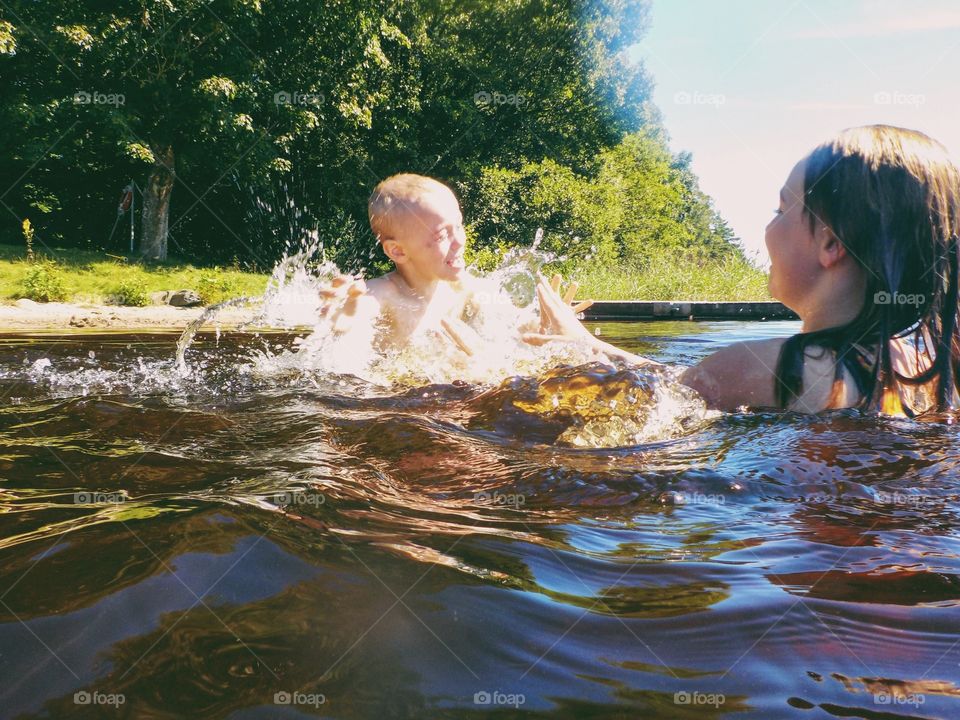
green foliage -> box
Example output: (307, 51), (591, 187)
(464, 238), (511, 272)
(574, 248), (769, 301)
(0, 0), (752, 292)
(22, 259), (67, 302)
(196, 269), (242, 305)
(110, 277), (149, 306)
(0, 244), (268, 303)
(464, 131), (747, 270)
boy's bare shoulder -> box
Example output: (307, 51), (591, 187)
(363, 275), (392, 300)
(365, 275), (404, 307)
(361, 275), (407, 319)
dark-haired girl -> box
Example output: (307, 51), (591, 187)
(527, 125), (960, 415)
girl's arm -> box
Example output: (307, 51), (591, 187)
(522, 278), (830, 412)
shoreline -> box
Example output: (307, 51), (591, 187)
(0, 299), (796, 332)
(0, 299), (264, 332)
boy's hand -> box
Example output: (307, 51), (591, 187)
(318, 274), (370, 333)
(549, 274), (594, 314)
(521, 274), (595, 346)
(318, 274), (366, 306)
(440, 316), (483, 357)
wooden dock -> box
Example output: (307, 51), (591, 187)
(582, 301), (798, 321)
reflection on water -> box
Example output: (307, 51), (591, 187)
(1, 323), (960, 719)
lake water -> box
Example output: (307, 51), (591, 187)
(2, 319), (959, 719)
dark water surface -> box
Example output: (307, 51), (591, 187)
(2, 320), (960, 719)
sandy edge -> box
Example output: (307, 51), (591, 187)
(0, 299), (268, 332)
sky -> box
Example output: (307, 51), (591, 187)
(633, 0), (960, 264)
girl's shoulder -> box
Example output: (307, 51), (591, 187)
(683, 336), (870, 413)
(682, 337), (789, 411)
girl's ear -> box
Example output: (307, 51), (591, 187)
(817, 224), (847, 269)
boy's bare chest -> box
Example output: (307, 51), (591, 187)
(385, 288), (470, 340)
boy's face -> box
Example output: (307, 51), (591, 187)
(385, 189), (466, 283)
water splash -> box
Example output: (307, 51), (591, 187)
(175, 296), (260, 375)
(465, 362), (716, 447)
(482, 228), (567, 308)
(16, 228), (716, 447)
(175, 237), (339, 375)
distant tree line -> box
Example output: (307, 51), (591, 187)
(0, 0), (743, 274)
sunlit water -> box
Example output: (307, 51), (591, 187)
(2, 316), (960, 718)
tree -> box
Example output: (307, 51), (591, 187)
(1, 1), (270, 260)
(0, 0), (748, 276)
(463, 130), (748, 270)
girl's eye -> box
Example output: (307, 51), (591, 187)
(773, 208), (783, 215)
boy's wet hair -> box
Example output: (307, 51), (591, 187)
(368, 173), (456, 242)
(775, 125), (960, 414)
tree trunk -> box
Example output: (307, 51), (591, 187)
(140, 145), (175, 261)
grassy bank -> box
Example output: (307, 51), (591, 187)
(0, 243), (770, 305)
(0, 244), (270, 305)
(571, 250), (770, 301)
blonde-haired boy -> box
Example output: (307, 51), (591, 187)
(320, 173), (488, 354)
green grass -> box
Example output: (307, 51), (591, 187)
(570, 249), (771, 301)
(0, 244), (270, 305)
(0, 243), (771, 305)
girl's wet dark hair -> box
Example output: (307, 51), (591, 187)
(774, 125), (960, 415)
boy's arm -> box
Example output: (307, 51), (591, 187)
(521, 277), (658, 365)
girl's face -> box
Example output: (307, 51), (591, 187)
(765, 159), (824, 313)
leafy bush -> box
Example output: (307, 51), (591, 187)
(462, 131), (744, 272)
(464, 238), (511, 272)
(22, 259), (67, 302)
(463, 160), (618, 267)
(111, 278), (149, 306)
(574, 247), (769, 301)
(196, 269), (242, 305)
